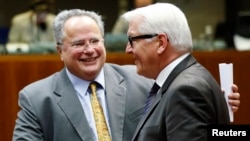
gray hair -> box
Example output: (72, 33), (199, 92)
(53, 9), (105, 45)
(122, 3), (193, 52)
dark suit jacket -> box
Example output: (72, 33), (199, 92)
(12, 63), (152, 141)
(132, 55), (230, 141)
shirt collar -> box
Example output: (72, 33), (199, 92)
(66, 68), (105, 97)
(156, 53), (190, 87)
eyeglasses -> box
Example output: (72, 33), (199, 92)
(128, 34), (158, 47)
(57, 37), (103, 49)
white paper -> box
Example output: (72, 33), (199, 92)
(219, 63), (233, 122)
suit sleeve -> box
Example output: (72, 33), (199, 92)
(165, 85), (216, 141)
(12, 89), (44, 141)
(8, 17), (21, 43)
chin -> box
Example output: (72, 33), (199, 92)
(136, 68), (143, 76)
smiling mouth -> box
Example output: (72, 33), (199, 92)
(79, 57), (97, 62)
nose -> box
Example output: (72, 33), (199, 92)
(79, 43), (95, 54)
(125, 42), (132, 54)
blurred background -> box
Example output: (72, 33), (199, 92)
(1, 1), (250, 141)
(0, 0), (250, 53)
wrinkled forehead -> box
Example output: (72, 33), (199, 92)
(65, 16), (97, 28)
(63, 16), (102, 38)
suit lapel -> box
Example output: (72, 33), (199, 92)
(103, 64), (127, 140)
(132, 88), (162, 139)
(54, 69), (94, 141)
(161, 54), (196, 93)
(132, 55), (197, 140)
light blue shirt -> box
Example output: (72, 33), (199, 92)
(66, 68), (111, 141)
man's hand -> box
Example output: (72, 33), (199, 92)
(228, 84), (240, 112)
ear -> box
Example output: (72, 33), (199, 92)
(56, 46), (64, 61)
(157, 34), (169, 54)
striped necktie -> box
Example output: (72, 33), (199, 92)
(144, 82), (160, 115)
(90, 82), (111, 141)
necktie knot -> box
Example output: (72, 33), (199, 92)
(90, 82), (97, 96)
(149, 83), (160, 96)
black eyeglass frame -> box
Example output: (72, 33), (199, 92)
(128, 34), (158, 47)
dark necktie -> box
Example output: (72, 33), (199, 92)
(144, 82), (160, 115)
